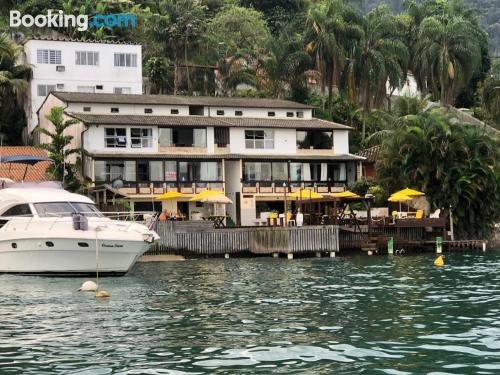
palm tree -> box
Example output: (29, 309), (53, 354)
(305, 0), (363, 103)
(414, 14), (482, 107)
(36, 107), (81, 190)
(376, 107), (500, 238)
(354, 6), (409, 116)
(0, 34), (31, 144)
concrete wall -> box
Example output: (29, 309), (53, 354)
(25, 39), (142, 131)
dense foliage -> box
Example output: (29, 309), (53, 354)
(376, 108), (500, 239)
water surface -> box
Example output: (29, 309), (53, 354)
(1, 252), (500, 374)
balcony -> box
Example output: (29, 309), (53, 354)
(242, 181), (347, 195)
(112, 181), (224, 195)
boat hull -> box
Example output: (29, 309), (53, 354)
(0, 237), (153, 275)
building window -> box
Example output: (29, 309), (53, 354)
(77, 86), (95, 93)
(110, 107), (119, 113)
(150, 161), (163, 181)
(114, 53), (137, 67)
(137, 160), (149, 181)
(235, 110), (243, 116)
(131, 128), (153, 148)
(37, 49), (61, 64)
(289, 162), (347, 183)
(296, 130), (333, 149)
(245, 130), (274, 149)
(216, 110), (224, 116)
(104, 128), (127, 148)
(189, 105), (204, 116)
(96, 85), (103, 90)
(144, 108), (153, 114)
(158, 128), (206, 148)
(171, 109), (179, 115)
(243, 162), (272, 181)
(214, 127), (229, 147)
(179, 162), (221, 182)
(83, 106), (91, 112)
(94, 160), (136, 182)
(268, 111), (275, 117)
(114, 87), (132, 94)
(37, 84), (56, 97)
(296, 111), (304, 118)
(56, 83), (64, 90)
(164, 161), (177, 181)
(75, 51), (99, 66)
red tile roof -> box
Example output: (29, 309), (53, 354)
(0, 147), (52, 182)
(357, 146), (380, 164)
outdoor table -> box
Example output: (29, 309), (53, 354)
(207, 215), (226, 228)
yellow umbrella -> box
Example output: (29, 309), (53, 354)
(331, 191), (361, 199)
(388, 193), (413, 202)
(155, 191), (185, 201)
(391, 188), (425, 197)
(289, 189), (323, 199)
(189, 190), (225, 202)
(388, 193), (413, 213)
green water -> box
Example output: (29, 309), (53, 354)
(1, 252), (500, 374)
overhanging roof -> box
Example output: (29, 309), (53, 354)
(53, 92), (315, 109)
(67, 113), (352, 130)
(87, 153), (365, 161)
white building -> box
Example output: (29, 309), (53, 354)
(38, 92), (364, 226)
(23, 37), (142, 132)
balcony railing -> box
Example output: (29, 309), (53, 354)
(242, 181), (348, 194)
(104, 181), (224, 195)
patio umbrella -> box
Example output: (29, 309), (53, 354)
(189, 190), (225, 202)
(155, 191), (185, 201)
(331, 191), (361, 199)
(289, 189), (323, 200)
(200, 194), (233, 204)
(391, 188), (425, 197)
(388, 193), (413, 212)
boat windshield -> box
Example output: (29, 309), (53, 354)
(33, 202), (104, 218)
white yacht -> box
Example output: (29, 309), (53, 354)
(0, 183), (159, 275)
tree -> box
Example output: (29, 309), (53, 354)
(0, 34), (31, 145)
(305, 0), (363, 103)
(36, 107), (81, 191)
(376, 108), (500, 239)
(207, 6), (271, 96)
(146, 0), (207, 94)
(145, 57), (172, 94)
(414, 9), (483, 106)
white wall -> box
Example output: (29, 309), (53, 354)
(84, 125), (158, 154)
(229, 128), (297, 155)
(208, 106), (313, 119)
(25, 39), (142, 131)
(224, 160), (242, 223)
(65, 102), (190, 116)
(333, 130), (349, 155)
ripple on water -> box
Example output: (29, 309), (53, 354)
(0, 252), (500, 374)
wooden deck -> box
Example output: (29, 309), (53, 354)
(148, 221), (339, 256)
(146, 219), (486, 257)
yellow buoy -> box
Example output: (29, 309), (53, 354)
(434, 255), (444, 267)
(96, 290), (110, 298)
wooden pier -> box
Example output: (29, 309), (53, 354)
(146, 220), (487, 257)
(148, 221), (339, 256)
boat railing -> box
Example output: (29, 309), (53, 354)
(0, 211), (158, 232)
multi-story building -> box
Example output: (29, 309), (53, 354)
(37, 92), (364, 225)
(23, 37), (142, 132)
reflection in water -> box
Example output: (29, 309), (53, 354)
(1, 252), (500, 374)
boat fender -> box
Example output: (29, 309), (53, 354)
(96, 290), (110, 298)
(79, 280), (97, 292)
(434, 255), (445, 267)
(72, 214), (89, 231)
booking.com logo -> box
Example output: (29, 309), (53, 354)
(10, 10), (136, 31)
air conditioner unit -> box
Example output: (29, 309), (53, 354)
(56, 65), (65, 72)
